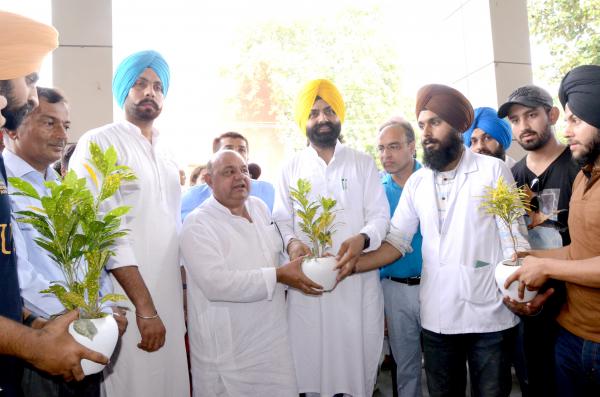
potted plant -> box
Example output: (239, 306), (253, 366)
(480, 176), (536, 302)
(9, 142), (135, 375)
(290, 178), (339, 291)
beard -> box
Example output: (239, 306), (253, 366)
(518, 124), (552, 151)
(476, 145), (506, 161)
(572, 129), (600, 168)
(423, 129), (464, 171)
(0, 80), (35, 130)
(127, 99), (161, 122)
(306, 121), (341, 148)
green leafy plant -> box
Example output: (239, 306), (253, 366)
(289, 178), (337, 257)
(479, 176), (531, 264)
(9, 143), (136, 331)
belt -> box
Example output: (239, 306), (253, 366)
(388, 276), (420, 286)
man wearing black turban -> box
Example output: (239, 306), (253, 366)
(353, 84), (528, 397)
(507, 65), (600, 396)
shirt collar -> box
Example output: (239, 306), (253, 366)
(119, 119), (161, 142)
(306, 140), (345, 160)
(2, 149), (59, 181)
(206, 194), (252, 221)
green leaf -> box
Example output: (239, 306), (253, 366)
(8, 178), (40, 200)
(73, 318), (98, 341)
(100, 293), (128, 304)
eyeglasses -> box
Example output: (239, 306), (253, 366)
(529, 177), (540, 212)
(377, 143), (406, 153)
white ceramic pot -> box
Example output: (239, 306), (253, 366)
(301, 256), (338, 292)
(495, 259), (538, 303)
(68, 315), (119, 375)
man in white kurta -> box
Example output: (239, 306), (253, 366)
(273, 79), (389, 396)
(69, 51), (188, 397)
(181, 150), (321, 396)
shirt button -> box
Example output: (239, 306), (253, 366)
(441, 197), (446, 200)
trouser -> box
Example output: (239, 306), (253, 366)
(21, 364), (101, 397)
(422, 327), (516, 397)
(554, 326), (600, 397)
(381, 278), (422, 397)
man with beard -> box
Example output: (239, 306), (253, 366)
(376, 117), (423, 397)
(348, 84), (528, 397)
(0, 11), (110, 394)
(463, 107), (516, 167)
(506, 64), (600, 397)
(69, 50), (189, 397)
(273, 79), (389, 396)
(498, 85), (579, 397)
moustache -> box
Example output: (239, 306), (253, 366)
(422, 138), (439, 146)
(519, 129), (538, 138)
(136, 99), (158, 109)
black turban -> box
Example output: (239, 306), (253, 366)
(558, 65), (600, 129)
(415, 84), (474, 133)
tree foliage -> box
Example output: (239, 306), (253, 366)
(221, 4), (409, 158)
(528, 0), (600, 83)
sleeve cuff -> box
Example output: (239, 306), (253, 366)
(261, 267), (277, 301)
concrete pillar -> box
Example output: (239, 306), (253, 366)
(51, 0), (113, 142)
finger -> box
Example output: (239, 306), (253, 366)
(52, 310), (80, 330)
(518, 281), (526, 300)
(62, 371), (74, 382)
(336, 243), (349, 260)
(71, 364), (85, 382)
(300, 274), (323, 290)
(504, 272), (519, 289)
(81, 345), (108, 365)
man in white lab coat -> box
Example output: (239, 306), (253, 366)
(181, 150), (321, 396)
(69, 50), (189, 397)
(352, 84), (529, 397)
(273, 79), (390, 396)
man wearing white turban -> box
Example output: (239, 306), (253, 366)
(69, 50), (189, 397)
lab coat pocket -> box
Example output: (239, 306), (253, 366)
(458, 262), (497, 305)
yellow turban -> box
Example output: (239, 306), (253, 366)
(295, 79), (346, 134)
(0, 11), (59, 80)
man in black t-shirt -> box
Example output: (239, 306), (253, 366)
(0, 11), (108, 396)
(498, 85), (579, 397)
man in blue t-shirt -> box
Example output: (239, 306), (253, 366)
(377, 117), (423, 397)
(181, 131), (275, 220)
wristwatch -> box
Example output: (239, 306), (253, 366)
(360, 233), (370, 250)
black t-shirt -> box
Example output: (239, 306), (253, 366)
(0, 154), (23, 397)
(512, 147), (579, 247)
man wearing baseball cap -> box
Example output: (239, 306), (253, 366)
(499, 85), (579, 397)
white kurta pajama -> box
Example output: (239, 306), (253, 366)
(69, 120), (189, 397)
(273, 142), (390, 397)
(180, 196), (297, 397)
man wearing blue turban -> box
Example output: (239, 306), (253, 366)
(463, 107), (514, 165)
(69, 50), (189, 397)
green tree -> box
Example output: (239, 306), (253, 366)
(528, 0), (600, 83)
(220, 4), (413, 160)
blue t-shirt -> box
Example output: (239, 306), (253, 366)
(379, 161), (423, 279)
(0, 154), (23, 397)
(181, 179), (275, 220)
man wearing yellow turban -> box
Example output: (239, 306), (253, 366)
(355, 83), (528, 396)
(274, 79), (390, 396)
(1, 10), (110, 397)
(69, 51), (189, 397)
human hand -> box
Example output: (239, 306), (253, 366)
(277, 256), (323, 295)
(287, 239), (312, 260)
(28, 310), (108, 382)
(334, 234), (365, 281)
(504, 255), (550, 299)
(503, 288), (554, 316)
(111, 307), (128, 336)
(136, 313), (166, 352)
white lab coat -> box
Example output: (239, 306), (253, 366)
(388, 149), (522, 334)
(273, 142), (389, 397)
(69, 120), (189, 397)
(180, 196), (297, 397)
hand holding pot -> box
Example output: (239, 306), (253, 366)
(503, 288), (554, 316)
(504, 255), (550, 299)
(335, 234), (365, 281)
(287, 239), (312, 260)
(29, 310), (108, 382)
(277, 256), (323, 295)
(111, 307), (129, 336)
(136, 314), (166, 352)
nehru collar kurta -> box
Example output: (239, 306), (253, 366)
(273, 142), (390, 396)
(68, 120), (189, 397)
(180, 196), (297, 396)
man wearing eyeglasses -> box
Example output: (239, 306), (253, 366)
(498, 85), (579, 397)
(507, 64), (600, 397)
(376, 117), (423, 397)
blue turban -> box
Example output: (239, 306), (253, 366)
(463, 107), (512, 149)
(112, 50), (170, 108)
